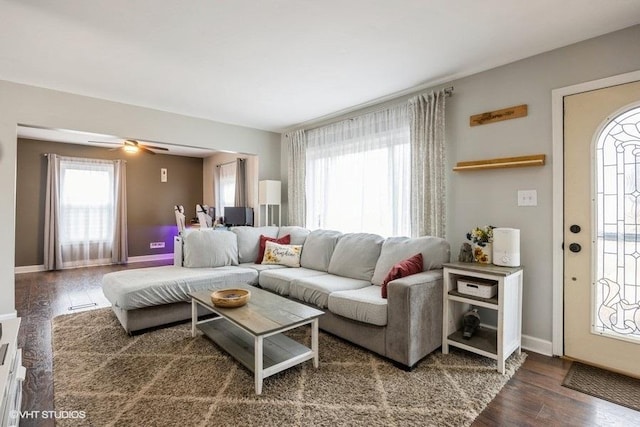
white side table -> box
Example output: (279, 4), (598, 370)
(442, 262), (523, 373)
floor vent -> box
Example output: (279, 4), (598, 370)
(68, 303), (98, 311)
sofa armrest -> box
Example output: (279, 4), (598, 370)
(386, 269), (443, 368)
(174, 235), (183, 266)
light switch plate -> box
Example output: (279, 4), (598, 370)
(517, 190), (537, 206)
(161, 168), (167, 182)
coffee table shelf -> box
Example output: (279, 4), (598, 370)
(197, 318), (313, 374)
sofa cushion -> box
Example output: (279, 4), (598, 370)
(327, 233), (384, 281)
(300, 230), (343, 271)
(328, 286), (388, 326)
(277, 226), (310, 245)
(289, 274), (371, 308)
(230, 226), (279, 263)
(102, 265), (258, 310)
(183, 229), (238, 268)
(381, 253), (423, 298)
(256, 234), (290, 263)
(371, 236), (450, 286)
(259, 268), (328, 296)
(262, 242), (302, 267)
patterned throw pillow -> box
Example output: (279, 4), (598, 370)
(262, 241), (302, 267)
(381, 253), (423, 298)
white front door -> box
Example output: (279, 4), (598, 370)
(564, 80), (640, 377)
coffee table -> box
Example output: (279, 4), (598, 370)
(189, 286), (324, 394)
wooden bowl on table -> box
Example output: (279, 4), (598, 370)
(210, 288), (251, 308)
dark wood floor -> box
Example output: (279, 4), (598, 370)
(14, 261), (640, 426)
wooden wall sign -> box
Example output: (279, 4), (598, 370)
(470, 104), (528, 126)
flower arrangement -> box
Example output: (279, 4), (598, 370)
(466, 225), (495, 247)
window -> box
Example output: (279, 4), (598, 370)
(305, 105), (411, 236)
(59, 158), (115, 244)
(44, 154), (126, 270)
(218, 162), (236, 216)
(594, 104), (640, 342)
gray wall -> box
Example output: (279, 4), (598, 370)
(0, 80), (281, 318)
(16, 138), (204, 266)
(446, 25), (640, 345)
(279, 24), (640, 347)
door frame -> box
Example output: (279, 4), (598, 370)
(551, 69), (640, 356)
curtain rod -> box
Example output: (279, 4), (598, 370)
(42, 153), (127, 162)
(216, 158), (245, 168)
(286, 86), (453, 135)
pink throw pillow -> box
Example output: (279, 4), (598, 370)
(255, 234), (290, 264)
(381, 253), (423, 298)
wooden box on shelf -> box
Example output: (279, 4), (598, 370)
(442, 262), (523, 373)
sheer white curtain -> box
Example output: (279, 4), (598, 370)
(44, 155), (127, 270)
(217, 161), (236, 217)
(305, 104), (411, 236)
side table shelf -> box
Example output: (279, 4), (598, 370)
(1, 318), (25, 427)
(442, 262), (523, 373)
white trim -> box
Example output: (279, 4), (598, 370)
(522, 334), (553, 356)
(14, 265), (46, 274)
(551, 69), (640, 357)
(0, 311), (18, 321)
(14, 253), (174, 274)
(61, 257), (113, 269)
(128, 253), (174, 263)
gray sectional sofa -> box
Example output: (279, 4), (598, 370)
(102, 226), (450, 368)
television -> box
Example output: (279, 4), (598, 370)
(224, 207), (254, 226)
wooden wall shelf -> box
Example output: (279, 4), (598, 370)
(453, 154), (545, 171)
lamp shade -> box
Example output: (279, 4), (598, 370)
(259, 180), (281, 204)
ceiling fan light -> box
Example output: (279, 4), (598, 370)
(124, 145), (139, 153)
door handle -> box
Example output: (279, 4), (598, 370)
(569, 243), (582, 253)
(570, 225), (581, 233)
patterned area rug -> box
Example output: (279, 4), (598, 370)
(52, 308), (526, 426)
(562, 362), (640, 411)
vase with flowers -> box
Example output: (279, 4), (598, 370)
(466, 225), (495, 264)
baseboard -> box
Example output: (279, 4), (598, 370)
(15, 253), (174, 274)
(521, 334), (553, 356)
(127, 253), (174, 263)
(0, 311), (18, 321)
(14, 265), (45, 274)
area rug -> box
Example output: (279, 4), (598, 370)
(563, 361), (640, 411)
(52, 308), (526, 426)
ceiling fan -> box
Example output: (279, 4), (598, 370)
(90, 139), (169, 155)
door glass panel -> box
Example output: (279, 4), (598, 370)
(594, 106), (640, 341)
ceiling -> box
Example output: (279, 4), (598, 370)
(2, 0), (640, 133)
